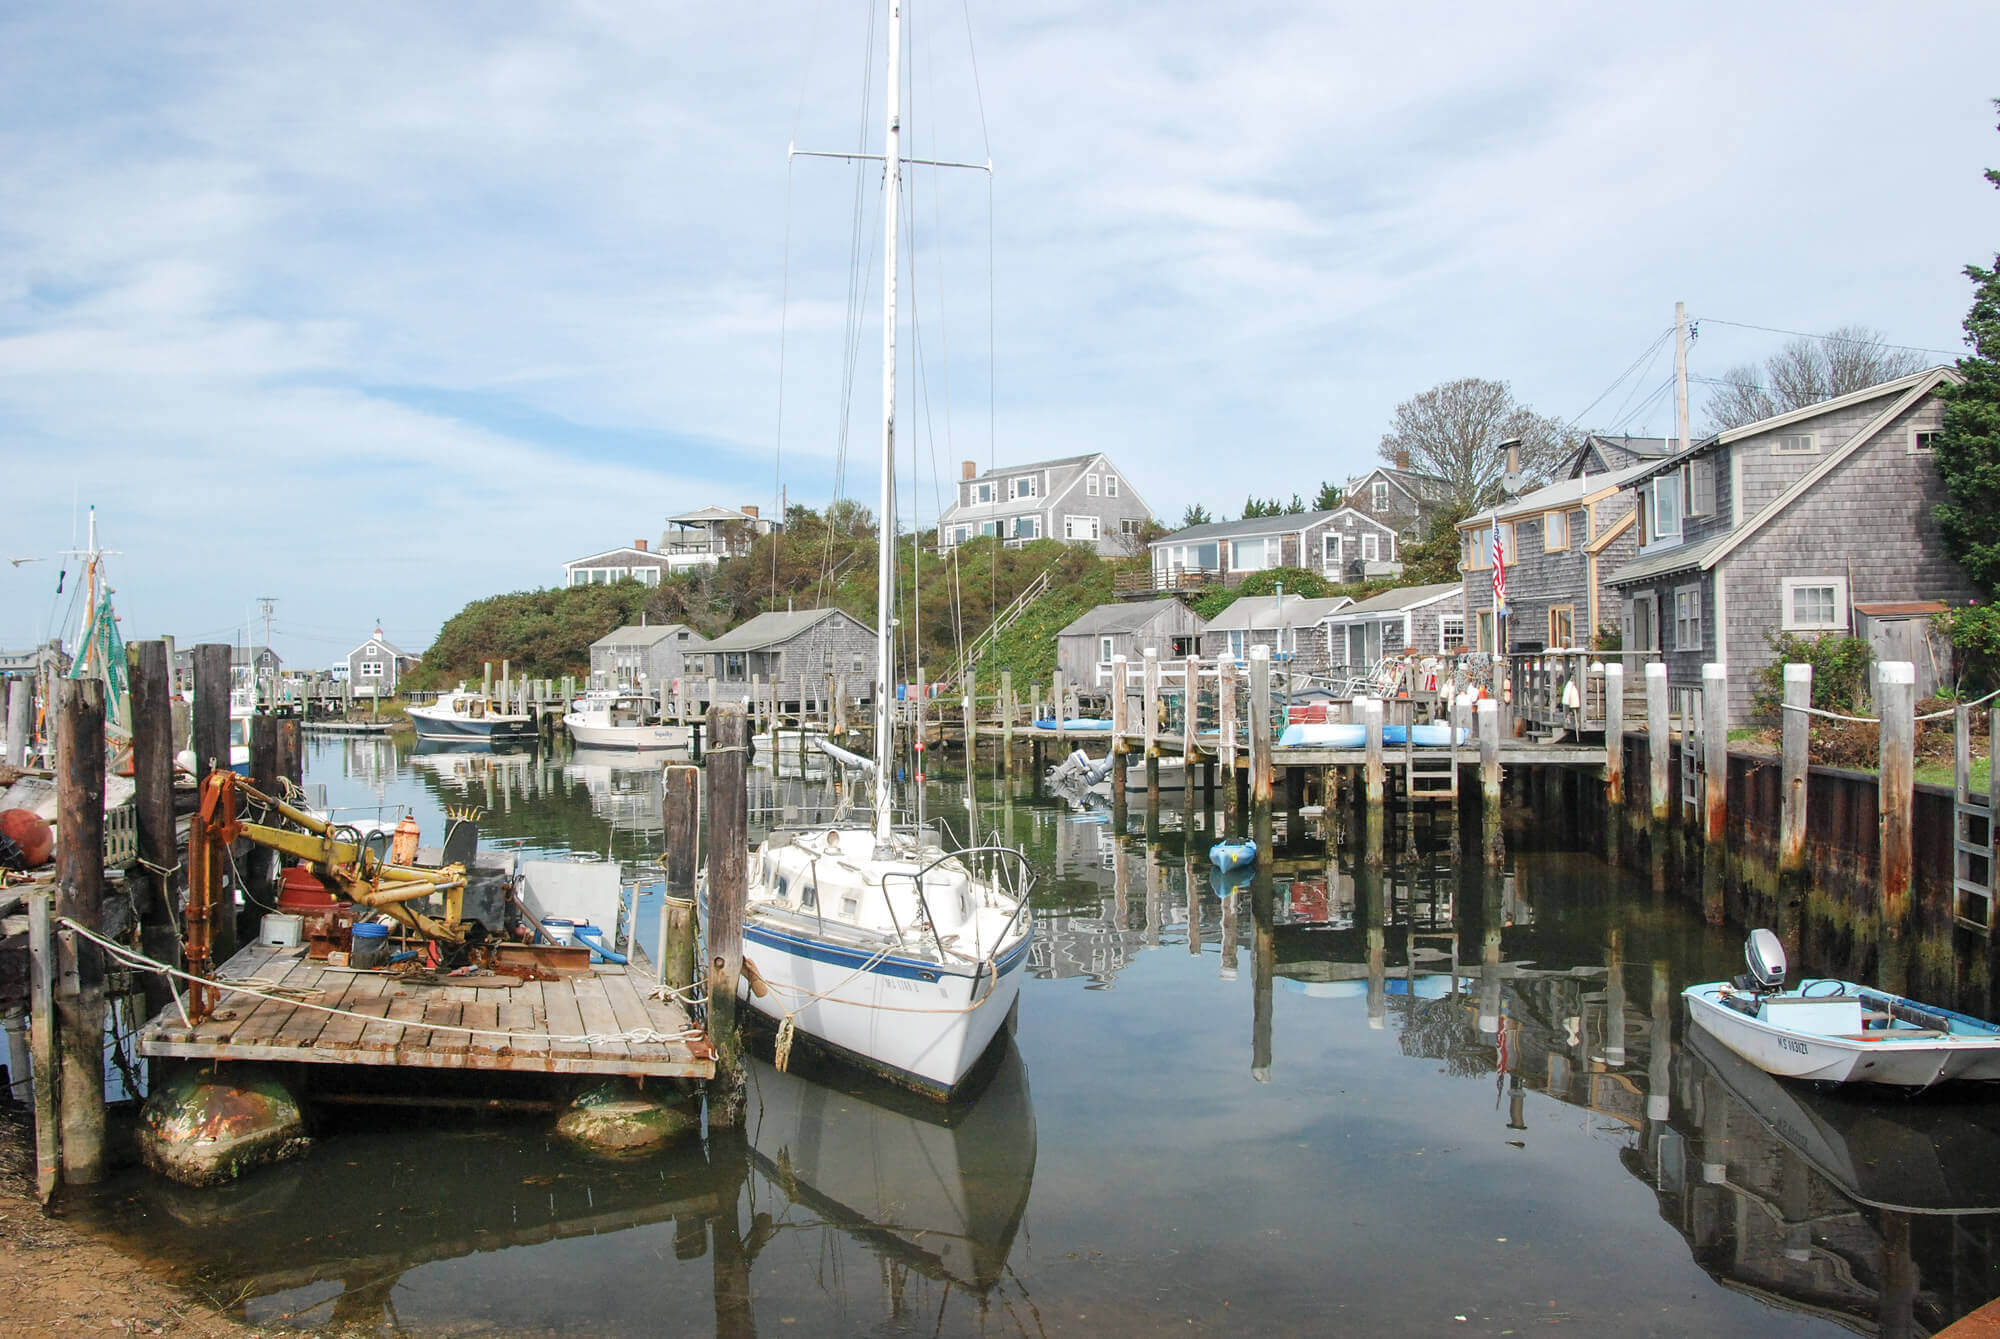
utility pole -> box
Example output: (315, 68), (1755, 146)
(257, 597), (277, 707)
(1675, 301), (1691, 458)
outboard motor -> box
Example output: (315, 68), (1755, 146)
(1733, 928), (1787, 995)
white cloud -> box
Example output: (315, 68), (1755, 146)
(1, 0), (1994, 660)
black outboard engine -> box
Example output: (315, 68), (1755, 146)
(1732, 927), (1787, 995)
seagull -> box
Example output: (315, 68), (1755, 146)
(7, 557), (46, 567)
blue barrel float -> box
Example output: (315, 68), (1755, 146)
(349, 920), (392, 968)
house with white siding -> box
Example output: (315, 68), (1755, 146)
(1144, 508), (1401, 597)
(1604, 367), (1977, 725)
(937, 454), (1153, 556)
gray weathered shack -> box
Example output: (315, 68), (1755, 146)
(1200, 594), (1353, 670)
(589, 623), (709, 692)
(701, 608), (877, 712)
(1456, 464), (1650, 654)
(1054, 599), (1206, 693)
(1319, 583), (1465, 671)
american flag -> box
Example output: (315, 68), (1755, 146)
(1491, 526), (1506, 607)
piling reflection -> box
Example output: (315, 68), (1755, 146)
(82, 1039), (1038, 1336)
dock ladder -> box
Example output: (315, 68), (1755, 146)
(1677, 688), (1700, 814)
(1953, 704), (1996, 931)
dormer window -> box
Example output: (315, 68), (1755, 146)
(975, 482), (993, 504)
(1013, 477), (1037, 499)
(1650, 476), (1682, 542)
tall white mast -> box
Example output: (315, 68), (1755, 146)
(871, 0), (903, 841)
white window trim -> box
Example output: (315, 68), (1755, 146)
(1626, 592), (1660, 653)
(1371, 481), (1389, 511)
(1063, 514), (1101, 543)
(1781, 576), (1849, 632)
(1771, 432), (1818, 456)
(1650, 477), (1683, 544)
(1105, 475), (1119, 498)
(1086, 474), (1100, 496)
(1910, 427), (1942, 455)
(1323, 534), (1342, 569)
(1673, 583), (1703, 652)
(1360, 533), (1380, 562)
(358, 660), (384, 678)
(1439, 615), (1466, 653)
(1098, 636), (1114, 665)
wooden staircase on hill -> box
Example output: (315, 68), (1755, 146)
(944, 566), (1055, 687)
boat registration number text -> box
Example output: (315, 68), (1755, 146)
(1775, 1037), (1809, 1055)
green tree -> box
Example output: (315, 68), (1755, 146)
(1311, 481), (1342, 511)
(1935, 99), (2000, 596)
(1241, 495), (1284, 518)
(1396, 500), (1474, 584)
(1179, 503), (1213, 528)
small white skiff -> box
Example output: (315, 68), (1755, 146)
(1685, 930), (2000, 1087)
(562, 693), (690, 750)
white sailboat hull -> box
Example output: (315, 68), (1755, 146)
(739, 919), (1029, 1097)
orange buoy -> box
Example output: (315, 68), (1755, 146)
(0, 809), (54, 867)
(391, 815), (421, 866)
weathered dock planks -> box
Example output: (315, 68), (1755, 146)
(137, 943), (714, 1079)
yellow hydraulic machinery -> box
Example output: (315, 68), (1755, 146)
(185, 770), (468, 1019)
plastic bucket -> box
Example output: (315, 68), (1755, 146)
(260, 913), (303, 948)
(350, 920), (392, 969)
(541, 917), (575, 946)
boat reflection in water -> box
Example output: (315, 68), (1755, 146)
(87, 1039), (1037, 1335)
(745, 1039), (1038, 1295)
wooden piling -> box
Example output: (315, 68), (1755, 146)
(1182, 655), (1199, 830)
(1603, 663), (1625, 807)
(1000, 669), (1013, 770)
(1878, 661), (1916, 943)
(703, 702), (749, 1126)
(1700, 664), (1728, 851)
(129, 641), (179, 1017)
(55, 677), (107, 1185)
(28, 892), (58, 1201)
(661, 762), (700, 996)
(1141, 649), (1161, 813)
(1053, 669), (1067, 725)
(962, 669), (977, 772)
(1779, 663), (1811, 886)
(1109, 655), (1130, 810)
(1249, 647), (1273, 854)
(4, 679), (27, 766)
(1219, 661), (1239, 837)
(1478, 699), (1502, 867)
(1362, 698), (1385, 807)
(1646, 662), (1670, 822)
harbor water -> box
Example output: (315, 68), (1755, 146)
(67, 735), (2000, 1336)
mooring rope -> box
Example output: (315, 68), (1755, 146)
(57, 919), (705, 1048)
(1778, 683), (2000, 726)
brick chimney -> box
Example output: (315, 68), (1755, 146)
(741, 504), (759, 520)
(1395, 450), (1409, 470)
(634, 538), (648, 551)
(961, 460), (976, 481)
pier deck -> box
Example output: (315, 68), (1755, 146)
(137, 942), (714, 1079)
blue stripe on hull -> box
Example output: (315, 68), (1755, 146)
(741, 919), (1033, 982)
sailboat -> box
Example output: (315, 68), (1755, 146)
(722, 0), (1034, 1099)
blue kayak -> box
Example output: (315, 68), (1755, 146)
(1277, 722), (1469, 748)
(1033, 718), (1112, 731)
(1209, 839), (1258, 872)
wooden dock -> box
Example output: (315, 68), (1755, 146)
(137, 942), (715, 1080)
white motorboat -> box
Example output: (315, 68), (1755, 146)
(406, 686), (536, 742)
(562, 693), (690, 750)
(721, 11), (1034, 1100)
(1685, 929), (2000, 1087)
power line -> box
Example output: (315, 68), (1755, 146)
(1564, 325), (1674, 431)
(1695, 317), (1962, 360)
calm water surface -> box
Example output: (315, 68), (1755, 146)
(74, 736), (2000, 1336)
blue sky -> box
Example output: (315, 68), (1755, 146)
(2, 0), (1996, 668)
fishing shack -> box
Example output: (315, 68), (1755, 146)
(1054, 599), (1206, 697)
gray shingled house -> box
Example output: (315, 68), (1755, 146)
(1604, 366), (1976, 725)
(1200, 594), (1354, 670)
(937, 453), (1154, 556)
(588, 623), (709, 692)
(1456, 464), (1651, 654)
(1054, 599), (1207, 693)
(345, 629), (417, 697)
(1319, 583), (1466, 672)
(700, 608), (877, 713)
(1341, 460), (1448, 537)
